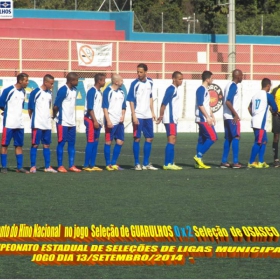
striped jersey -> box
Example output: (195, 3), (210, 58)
(28, 87), (52, 130)
(0, 85), (25, 129)
(127, 78), (153, 119)
(195, 85), (211, 123)
(161, 84), (180, 124)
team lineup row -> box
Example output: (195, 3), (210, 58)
(0, 64), (279, 173)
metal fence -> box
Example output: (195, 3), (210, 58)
(1, 38), (280, 80)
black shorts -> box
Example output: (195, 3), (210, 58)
(272, 115), (280, 134)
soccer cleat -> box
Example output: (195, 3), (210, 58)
(30, 166), (37, 173)
(106, 165), (114, 171)
(83, 167), (94, 172)
(172, 163), (183, 170)
(134, 164), (142, 171)
(69, 166), (82, 172)
(220, 162), (231, 169)
(163, 163), (181, 170)
(273, 160), (280, 167)
(232, 163), (244, 169)
(247, 162), (261, 168)
(112, 165), (124, 171)
(57, 166), (68, 173)
(259, 162), (269, 168)
(142, 163), (158, 170)
(16, 168), (30, 174)
(1, 168), (7, 174)
(90, 166), (103, 171)
(193, 156), (211, 169)
(44, 166), (57, 173)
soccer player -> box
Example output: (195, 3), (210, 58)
(194, 70), (217, 169)
(127, 63), (158, 171)
(28, 74), (57, 173)
(102, 74), (126, 171)
(83, 73), (106, 171)
(220, 69), (243, 168)
(270, 83), (280, 167)
(0, 73), (29, 173)
(53, 72), (81, 173)
(157, 71), (183, 170)
(248, 78), (278, 168)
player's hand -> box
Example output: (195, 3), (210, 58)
(93, 120), (99, 129)
(156, 116), (163, 124)
(232, 114), (240, 124)
(211, 115), (216, 126)
(152, 113), (157, 121)
(132, 115), (139, 125)
(206, 117), (213, 126)
(119, 116), (124, 123)
(107, 121), (113, 128)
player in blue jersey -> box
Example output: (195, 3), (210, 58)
(157, 71), (183, 170)
(248, 78), (278, 168)
(127, 63), (158, 171)
(194, 71), (217, 169)
(83, 73), (106, 172)
(0, 73), (29, 173)
(28, 74), (57, 173)
(102, 74), (126, 171)
(53, 72), (81, 173)
(221, 69), (243, 168)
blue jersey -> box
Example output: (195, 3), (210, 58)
(250, 90), (278, 130)
(127, 78), (153, 119)
(28, 87), (52, 130)
(0, 85), (25, 129)
(161, 84), (180, 124)
(54, 85), (77, 127)
(84, 86), (103, 125)
(195, 85), (211, 123)
(102, 86), (126, 125)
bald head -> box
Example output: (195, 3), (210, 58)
(111, 74), (123, 90)
(232, 69), (243, 84)
(66, 72), (79, 88)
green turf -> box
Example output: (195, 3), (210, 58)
(0, 133), (280, 278)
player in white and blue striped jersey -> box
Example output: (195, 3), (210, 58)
(157, 71), (183, 170)
(248, 78), (278, 168)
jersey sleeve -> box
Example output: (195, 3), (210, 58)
(28, 88), (40, 110)
(196, 86), (205, 106)
(86, 88), (95, 111)
(148, 78), (153, 98)
(102, 88), (109, 109)
(0, 87), (11, 109)
(226, 83), (238, 104)
(162, 86), (174, 106)
(122, 92), (126, 110)
(54, 86), (67, 108)
(127, 80), (137, 102)
(267, 93), (278, 113)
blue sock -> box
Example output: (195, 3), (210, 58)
(200, 139), (214, 156)
(84, 142), (94, 167)
(104, 144), (111, 166)
(57, 141), (65, 167)
(259, 144), (266, 163)
(143, 142), (152, 166)
(165, 143), (173, 165)
(43, 147), (51, 168)
(90, 141), (99, 167)
(196, 142), (204, 158)
(221, 139), (231, 163)
(111, 144), (122, 165)
(1, 154), (7, 168)
(133, 141), (140, 165)
(30, 147), (37, 167)
(68, 142), (75, 168)
(249, 143), (260, 164)
(170, 143), (175, 164)
(16, 154), (23, 169)
(232, 138), (239, 164)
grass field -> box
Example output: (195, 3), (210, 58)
(0, 132), (280, 279)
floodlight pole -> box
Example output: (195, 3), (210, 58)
(98, 0), (120, 11)
(228, 0), (236, 76)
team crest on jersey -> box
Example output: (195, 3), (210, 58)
(208, 83), (223, 113)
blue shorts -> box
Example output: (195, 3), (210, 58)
(84, 117), (101, 142)
(165, 123), (177, 136)
(253, 128), (267, 144)
(1, 127), (24, 147)
(32, 128), (51, 145)
(105, 123), (124, 142)
(133, 118), (154, 139)
(224, 119), (240, 140)
(56, 124), (76, 144)
(197, 122), (217, 143)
